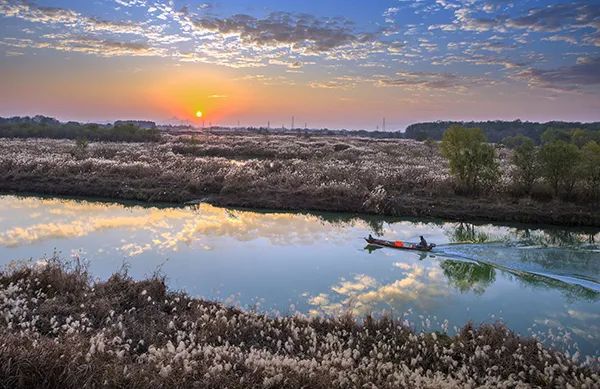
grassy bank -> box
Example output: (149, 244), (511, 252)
(0, 135), (598, 226)
(0, 260), (597, 388)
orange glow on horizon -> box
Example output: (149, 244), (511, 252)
(143, 65), (247, 125)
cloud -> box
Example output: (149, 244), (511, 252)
(114, 0), (147, 8)
(0, 0), (79, 24)
(1, 35), (165, 57)
(0, 0), (146, 35)
(429, 1), (600, 36)
(377, 70), (487, 91)
(432, 52), (525, 71)
(543, 35), (578, 45)
(309, 76), (366, 89)
(268, 59), (304, 69)
(470, 40), (514, 53)
(190, 12), (375, 54)
(0, 0), (598, 93)
(583, 33), (600, 47)
(506, 2), (600, 33)
(515, 56), (600, 91)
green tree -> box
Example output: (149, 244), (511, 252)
(502, 134), (534, 149)
(541, 128), (571, 144)
(440, 125), (499, 194)
(511, 137), (539, 194)
(538, 141), (581, 196)
(580, 141), (600, 201)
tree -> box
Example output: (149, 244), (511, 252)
(580, 141), (600, 201)
(538, 140), (581, 196)
(440, 125), (499, 194)
(571, 129), (600, 148)
(502, 134), (533, 149)
(541, 128), (571, 144)
(511, 137), (539, 193)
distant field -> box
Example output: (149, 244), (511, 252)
(0, 134), (598, 226)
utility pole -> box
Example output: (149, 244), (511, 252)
(383, 117), (386, 131)
(304, 122), (307, 129)
(291, 116), (295, 129)
(267, 121), (270, 129)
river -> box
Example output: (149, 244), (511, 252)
(0, 195), (598, 357)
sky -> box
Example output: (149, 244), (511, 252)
(0, 0), (599, 130)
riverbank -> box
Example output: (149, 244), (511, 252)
(0, 260), (597, 388)
(1, 136), (598, 227)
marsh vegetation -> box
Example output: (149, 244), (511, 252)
(0, 260), (597, 388)
(0, 131), (598, 226)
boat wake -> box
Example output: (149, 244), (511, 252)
(433, 242), (600, 294)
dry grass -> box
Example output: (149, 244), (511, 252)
(0, 135), (453, 205)
(0, 259), (597, 388)
(0, 135), (598, 226)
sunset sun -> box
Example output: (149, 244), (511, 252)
(195, 111), (203, 118)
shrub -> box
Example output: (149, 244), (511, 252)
(72, 137), (89, 159)
(440, 125), (499, 194)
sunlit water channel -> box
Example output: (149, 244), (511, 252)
(0, 195), (598, 357)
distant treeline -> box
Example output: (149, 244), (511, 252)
(3, 116), (600, 144)
(0, 116), (161, 142)
(205, 127), (405, 139)
(405, 120), (600, 144)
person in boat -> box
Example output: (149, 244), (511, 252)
(418, 236), (428, 249)
(368, 234), (374, 241)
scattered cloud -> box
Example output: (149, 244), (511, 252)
(506, 2), (600, 33)
(190, 12), (374, 54)
(515, 56), (600, 91)
(429, 1), (600, 37)
(543, 35), (578, 45)
(0, 0), (146, 35)
(1, 35), (165, 57)
(377, 71), (489, 91)
(0, 0), (598, 96)
(309, 75), (367, 89)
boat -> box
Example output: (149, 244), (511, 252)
(365, 237), (435, 252)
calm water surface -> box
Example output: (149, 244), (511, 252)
(0, 195), (598, 356)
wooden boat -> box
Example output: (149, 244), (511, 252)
(365, 237), (435, 252)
